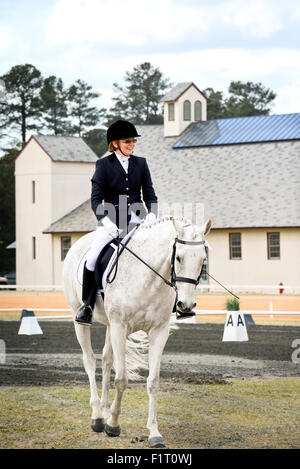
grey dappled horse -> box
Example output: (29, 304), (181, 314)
(63, 216), (211, 447)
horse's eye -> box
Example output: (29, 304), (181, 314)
(176, 256), (181, 263)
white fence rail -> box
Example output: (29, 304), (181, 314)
(1, 284), (300, 294)
(0, 308), (299, 316)
(197, 285), (300, 294)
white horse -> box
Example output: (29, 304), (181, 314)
(62, 216), (211, 448)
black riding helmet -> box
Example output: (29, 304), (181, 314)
(106, 120), (141, 144)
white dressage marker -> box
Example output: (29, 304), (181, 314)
(222, 311), (249, 342)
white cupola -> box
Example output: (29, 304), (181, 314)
(161, 82), (208, 137)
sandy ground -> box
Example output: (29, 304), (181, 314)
(1, 290), (300, 311)
(0, 290), (299, 387)
(1, 293), (299, 451)
(0, 321), (299, 387)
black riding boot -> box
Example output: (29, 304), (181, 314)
(75, 263), (96, 325)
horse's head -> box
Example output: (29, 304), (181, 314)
(172, 218), (212, 314)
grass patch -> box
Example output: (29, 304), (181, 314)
(0, 378), (299, 449)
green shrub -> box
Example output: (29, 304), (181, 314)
(225, 297), (240, 310)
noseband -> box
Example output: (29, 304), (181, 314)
(171, 237), (206, 287)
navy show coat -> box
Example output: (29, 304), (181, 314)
(91, 152), (158, 228)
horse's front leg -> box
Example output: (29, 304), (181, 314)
(147, 322), (170, 448)
(74, 323), (104, 432)
(105, 322), (127, 437)
(100, 325), (113, 420)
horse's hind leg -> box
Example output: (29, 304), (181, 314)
(74, 323), (105, 432)
(105, 322), (127, 437)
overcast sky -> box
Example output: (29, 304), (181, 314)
(1, 0), (300, 116)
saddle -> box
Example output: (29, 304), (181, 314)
(77, 227), (138, 299)
(94, 241), (117, 294)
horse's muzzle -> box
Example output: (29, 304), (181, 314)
(176, 301), (197, 313)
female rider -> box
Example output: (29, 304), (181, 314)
(75, 120), (158, 325)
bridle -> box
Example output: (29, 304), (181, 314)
(108, 232), (206, 306)
(170, 237), (206, 287)
(170, 236), (239, 300)
(108, 229), (239, 307)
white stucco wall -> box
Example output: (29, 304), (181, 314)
(15, 137), (96, 286)
(49, 227), (300, 288)
(52, 233), (83, 285)
(15, 138), (53, 285)
(51, 161), (95, 223)
(207, 227), (300, 288)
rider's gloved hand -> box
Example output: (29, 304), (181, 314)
(100, 216), (119, 236)
(144, 212), (156, 224)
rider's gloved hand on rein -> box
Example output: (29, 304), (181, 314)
(144, 212), (156, 225)
(100, 216), (119, 237)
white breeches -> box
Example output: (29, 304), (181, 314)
(86, 227), (118, 272)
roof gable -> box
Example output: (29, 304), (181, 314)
(34, 135), (98, 162)
(15, 135), (98, 163)
(161, 82), (208, 103)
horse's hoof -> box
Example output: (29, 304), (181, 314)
(148, 436), (165, 448)
(91, 418), (105, 433)
(105, 423), (121, 437)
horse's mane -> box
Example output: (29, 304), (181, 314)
(139, 215), (191, 230)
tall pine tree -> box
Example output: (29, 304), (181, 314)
(40, 76), (71, 135)
(68, 79), (101, 136)
(0, 64), (43, 145)
(0, 147), (18, 274)
(101, 62), (172, 125)
(204, 81), (276, 120)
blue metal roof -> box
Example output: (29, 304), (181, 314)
(173, 113), (300, 148)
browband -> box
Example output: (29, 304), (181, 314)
(175, 237), (205, 246)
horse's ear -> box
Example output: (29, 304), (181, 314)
(172, 217), (185, 238)
(201, 219), (212, 237)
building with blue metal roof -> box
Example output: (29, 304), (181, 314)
(173, 113), (300, 148)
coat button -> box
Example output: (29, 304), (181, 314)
(125, 177), (128, 181)
(126, 187), (129, 190)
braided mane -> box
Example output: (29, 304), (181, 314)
(139, 215), (191, 230)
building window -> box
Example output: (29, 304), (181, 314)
(183, 100), (191, 121)
(32, 180), (35, 204)
(229, 233), (241, 259)
(195, 101), (202, 121)
(61, 236), (71, 261)
(168, 103), (175, 121)
(32, 236), (36, 260)
(267, 232), (280, 259)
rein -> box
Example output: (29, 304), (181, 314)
(108, 231), (239, 301)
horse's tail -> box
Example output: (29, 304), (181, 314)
(125, 331), (149, 381)
(123, 324), (179, 382)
